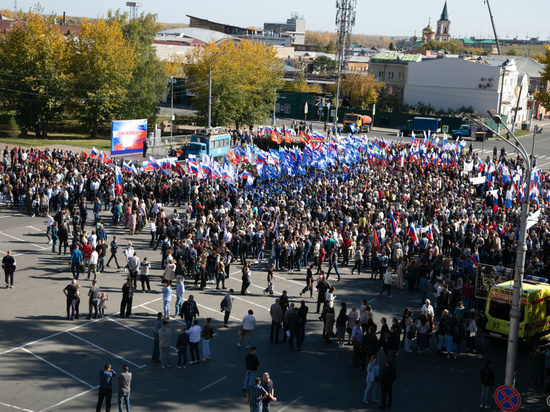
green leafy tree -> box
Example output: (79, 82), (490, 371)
(328, 73), (384, 109)
(282, 72), (322, 93)
(107, 10), (169, 124)
(69, 18), (136, 137)
(312, 55), (338, 75)
(534, 45), (550, 111)
(0, 12), (69, 137)
(184, 40), (283, 128)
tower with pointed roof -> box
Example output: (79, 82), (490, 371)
(435, 1), (451, 42)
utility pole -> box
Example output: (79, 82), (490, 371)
(334, 0), (357, 128)
(170, 76), (174, 146)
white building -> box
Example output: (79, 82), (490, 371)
(404, 57), (530, 126)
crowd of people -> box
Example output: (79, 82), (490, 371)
(4, 131), (550, 410)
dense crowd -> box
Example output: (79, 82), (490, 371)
(4, 134), (550, 410)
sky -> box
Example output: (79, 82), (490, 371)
(8, 0), (550, 40)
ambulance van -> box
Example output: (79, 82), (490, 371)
(485, 276), (550, 346)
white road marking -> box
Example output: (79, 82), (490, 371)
(21, 347), (94, 388)
(0, 231), (49, 250)
(0, 402), (34, 412)
(106, 317), (154, 340)
(1, 296), (164, 355)
(66, 331), (146, 369)
(37, 385), (99, 412)
(199, 376), (227, 392)
(277, 395), (304, 411)
(26, 226), (44, 232)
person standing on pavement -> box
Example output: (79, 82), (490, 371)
(161, 280), (172, 319)
(174, 277), (185, 317)
(87, 279), (100, 319)
(123, 242), (134, 272)
(152, 312), (163, 364)
(242, 346), (260, 392)
(88, 248), (99, 280)
(51, 222), (59, 253)
(299, 264), (314, 298)
(201, 317), (213, 361)
(288, 307), (302, 351)
(480, 360), (495, 409)
(96, 363), (116, 412)
(120, 277), (134, 317)
(140, 257), (151, 292)
(247, 377), (270, 412)
(379, 360), (397, 410)
(180, 295), (200, 329)
(298, 300), (309, 343)
(186, 319), (202, 364)
(45, 212), (54, 244)
(261, 372), (277, 412)
(69, 245), (83, 280)
(269, 299), (283, 343)
(158, 320), (172, 368)
(63, 278), (78, 320)
(2, 249), (16, 289)
(127, 252), (140, 289)
(326, 249), (341, 281)
(352, 320), (363, 366)
(97, 238), (107, 273)
(221, 289), (234, 327)
(116, 365), (132, 412)
(176, 325), (190, 368)
(106, 236), (121, 269)
(379, 269), (392, 297)
(238, 309), (256, 348)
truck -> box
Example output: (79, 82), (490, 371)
(399, 117), (442, 136)
(343, 113), (372, 133)
(176, 127), (231, 161)
(451, 124), (493, 141)
(485, 275), (550, 348)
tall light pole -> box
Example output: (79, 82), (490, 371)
(484, 109), (532, 387)
(207, 51), (224, 132)
(170, 75), (174, 146)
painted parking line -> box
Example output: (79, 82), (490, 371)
(0, 401), (34, 412)
(0, 231), (49, 250)
(106, 317), (155, 340)
(26, 226), (45, 232)
(0, 214), (24, 219)
(277, 395), (304, 411)
(37, 385), (99, 412)
(199, 376), (227, 392)
(1, 296), (164, 355)
(21, 347), (94, 388)
(66, 331), (146, 369)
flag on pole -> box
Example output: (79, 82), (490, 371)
(407, 224), (419, 246)
(115, 165), (123, 194)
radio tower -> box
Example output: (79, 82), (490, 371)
(333, 0), (357, 126)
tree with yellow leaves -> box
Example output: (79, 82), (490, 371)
(184, 40), (283, 128)
(0, 12), (69, 137)
(328, 73), (384, 109)
(69, 18), (136, 137)
(534, 45), (550, 112)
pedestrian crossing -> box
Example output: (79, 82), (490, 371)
(471, 148), (549, 160)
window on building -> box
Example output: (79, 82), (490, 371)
(284, 104), (291, 114)
(388, 72), (394, 79)
(397, 87), (403, 95)
(444, 27), (447, 33)
(398, 72), (405, 80)
(378, 71), (384, 80)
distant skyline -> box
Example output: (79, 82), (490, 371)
(8, 0), (550, 40)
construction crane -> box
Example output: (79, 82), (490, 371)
(484, 0), (501, 55)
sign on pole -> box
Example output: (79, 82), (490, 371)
(494, 385), (521, 411)
(372, 103), (376, 116)
(304, 102), (308, 114)
(442, 125), (449, 133)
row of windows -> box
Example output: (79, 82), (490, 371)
(377, 71), (405, 81)
(210, 138), (230, 149)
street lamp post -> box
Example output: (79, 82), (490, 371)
(207, 52), (224, 132)
(486, 109), (531, 387)
(170, 76), (174, 146)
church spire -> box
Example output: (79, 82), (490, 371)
(440, 1), (449, 21)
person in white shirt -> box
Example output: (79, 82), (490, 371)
(88, 250), (99, 280)
(238, 310), (256, 348)
(421, 299), (434, 318)
(45, 213), (55, 244)
(186, 319), (202, 364)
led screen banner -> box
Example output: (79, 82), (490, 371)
(111, 119), (147, 156)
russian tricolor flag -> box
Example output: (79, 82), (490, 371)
(115, 165), (123, 194)
(91, 147), (98, 157)
(390, 212), (397, 237)
(407, 224), (419, 246)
